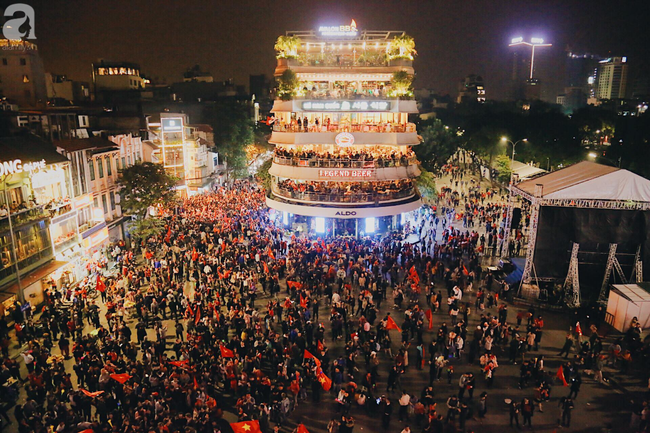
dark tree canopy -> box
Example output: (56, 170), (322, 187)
(118, 162), (178, 219)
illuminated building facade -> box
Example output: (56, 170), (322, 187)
(266, 23), (422, 236)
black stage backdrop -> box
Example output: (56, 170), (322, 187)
(533, 207), (650, 300)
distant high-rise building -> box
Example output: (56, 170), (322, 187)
(565, 49), (602, 98)
(508, 37), (551, 101)
(456, 74), (486, 104)
(596, 57), (629, 100)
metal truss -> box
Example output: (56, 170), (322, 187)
(630, 245), (644, 283)
(521, 185), (543, 284)
(564, 242), (581, 309)
(598, 243), (628, 304)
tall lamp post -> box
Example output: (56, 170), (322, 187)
(500, 137), (527, 257)
(501, 137), (528, 184)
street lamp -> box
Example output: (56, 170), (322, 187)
(588, 152), (621, 168)
(510, 37), (552, 79)
(501, 137), (527, 184)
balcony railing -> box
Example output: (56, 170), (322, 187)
(273, 155), (417, 168)
(272, 184), (416, 204)
(273, 123), (411, 133)
(295, 90), (392, 100)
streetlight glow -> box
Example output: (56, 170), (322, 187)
(531, 37), (544, 44)
(588, 152), (598, 159)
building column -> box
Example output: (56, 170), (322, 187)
(355, 218), (359, 238)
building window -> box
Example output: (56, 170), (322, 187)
(102, 195), (108, 214)
(109, 192), (116, 210)
(89, 159), (95, 181)
(20, 58), (26, 66)
(22, 75), (29, 83)
(78, 115), (89, 128)
(93, 197), (98, 209)
(1, 59), (6, 66)
(127, 155), (131, 166)
(97, 157), (104, 178)
(122, 157), (126, 168)
(115, 157), (120, 170)
(105, 156), (112, 176)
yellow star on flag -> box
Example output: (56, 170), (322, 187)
(319, 377), (326, 383)
(242, 424), (251, 432)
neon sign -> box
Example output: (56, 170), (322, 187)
(301, 100), (391, 111)
(0, 159), (46, 177)
(319, 19), (358, 37)
(319, 169), (373, 178)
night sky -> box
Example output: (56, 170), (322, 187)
(13, 0), (650, 100)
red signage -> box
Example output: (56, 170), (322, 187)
(319, 169), (374, 178)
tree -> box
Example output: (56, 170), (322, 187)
(277, 69), (300, 101)
(415, 167), (437, 206)
(389, 34), (417, 60)
(257, 158), (273, 194)
(203, 100), (255, 177)
(274, 35), (301, 59)
(494, 154), (512, 183)
(389, 71), (414, 98)
(118, 162), (178, 220)
(414, 118), (462, 170)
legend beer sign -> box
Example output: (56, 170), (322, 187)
(319, 169), (375, 180)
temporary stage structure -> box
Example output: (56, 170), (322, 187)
(605, 283), (650, 332)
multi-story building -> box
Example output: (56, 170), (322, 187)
(457, 74), (486, 104)
(92, 60), (145, 92)
(54, 137), (122, 244)
(596, 57), (629, 100)
(144, 113), (217, 196)
(0, 134), (89, 311)
(266, 25), (422, 236)
(0, 39), (47, 107)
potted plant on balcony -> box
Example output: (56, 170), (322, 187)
(388, 34), (416, 66)
(277, 69), (301, 101)
(275, 35), (301, 67)
(388, 70), (414, 99)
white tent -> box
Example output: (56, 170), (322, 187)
(512, 160), (546, 181)
(515, 161), (650, 202)
(605, 284), (650, 332)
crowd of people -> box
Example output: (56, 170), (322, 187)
(0, 163), (646, 433)
(274, 147), (416, 168)
(274, 180), (414, 201)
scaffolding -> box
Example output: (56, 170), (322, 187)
(501, 187), (514, 257)
(521, 185), (543, 283)
(564, 242), (581, 308)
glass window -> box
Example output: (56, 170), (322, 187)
(127, 155), (131, 166)
(102, 195), (108, 214)
(109, 192), (116, 210)
(20, 58), (26, 66)
(89, 159), (95, 181)
(97, 158), (104, 178)
(122, 157), (126, 168)
(93, 197), (98, 209)
(105, 156), (112, 176)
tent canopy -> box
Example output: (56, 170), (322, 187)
(512, 160), (546, 180)
(514, 161), (650, 202)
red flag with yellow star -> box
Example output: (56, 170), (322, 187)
(385, 315), (402, 332)
(317, 369), (332, 391)
(231, 420), (262, 433)
(296, 424), (310, 433)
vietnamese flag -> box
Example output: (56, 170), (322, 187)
(575, 321), (583, 336)
(263, 262), (269, 274)
(186, 304), (194, 319)
(110, 373), (132, 384)
(169, 360), (188, 368)
(304, 349), (321, 367)
(425, 309), (433, 330)
(80, 388), (104, 398)
(268, 247), (275, 260)
(220, 345), (235, 358)
(297, 424), (310, 433)
(165, 227), (171, 243)
(195, 307), (201, 325)
(317, 340), (325, 352)
(300, 294), (307, 309)
(80, 430), (94, 433)
(194, 376), (199, 390)
(96, 274), (106, 293)
(192, 248), (198, 261)
(556, 366), (569, 387)
(385, 316), (402, 332)
(316, 369), (332, 391)
(231, 421), (262, 433)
